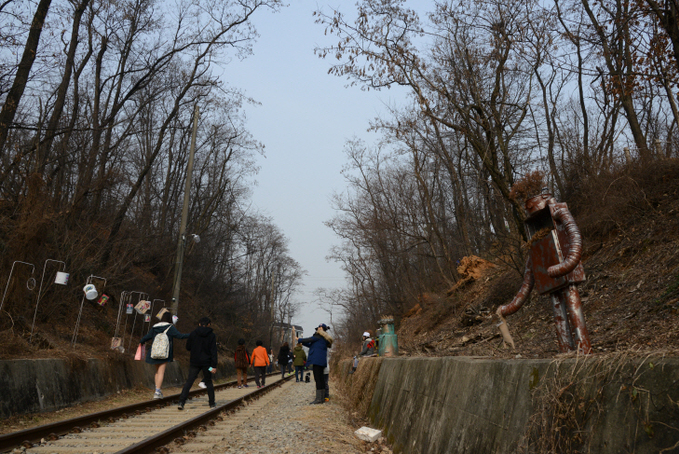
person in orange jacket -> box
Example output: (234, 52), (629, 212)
(250, 340), (270, 388)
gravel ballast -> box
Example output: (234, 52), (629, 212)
(210, 378), (365, 454)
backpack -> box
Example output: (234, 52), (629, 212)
(366, 339), (375, 350)
(150, 325), (172, 360)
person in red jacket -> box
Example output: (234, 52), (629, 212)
(234, 338), (250, 389)
(250, 340), (270, 388)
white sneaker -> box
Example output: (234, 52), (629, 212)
(198, 382), (207, 389)
(153, 391), (163, 399)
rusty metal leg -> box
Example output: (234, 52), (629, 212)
(550, 290), (575, 352)
(564, 284), (592, 354)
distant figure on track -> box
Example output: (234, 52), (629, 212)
(177, 317), (218, 410)
(278, 342), (291, 379)
(267, 351), (274, 374)
(234, 338), (250, 389)
(292, 341), (307, 382)
(298, 323), (333, 404)
(140, 311), (189, 399)
(251, 340), (270, 388)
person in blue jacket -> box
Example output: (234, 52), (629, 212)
(298, 323), (333, 404)
(140, 311), (189, 399)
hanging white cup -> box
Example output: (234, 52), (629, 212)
(55, 272), (70, 285)
(83, 284), (98, 300)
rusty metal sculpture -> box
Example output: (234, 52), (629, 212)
(498, 191), (592, 354)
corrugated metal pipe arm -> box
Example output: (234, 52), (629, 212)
(547, 207), (582, 278)
(499, 257), (535, 317)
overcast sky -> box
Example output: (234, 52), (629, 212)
(222, 2), (411, 336)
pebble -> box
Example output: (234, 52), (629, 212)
(213, 378), (365, 454)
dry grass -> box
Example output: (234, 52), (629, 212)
(334, 357), (384, 420)
(523, 349), (679, 453)
(298, 397), (367, 452)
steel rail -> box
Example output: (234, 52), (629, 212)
(0, 372), (286, 452)
(114, 374), (293, 454)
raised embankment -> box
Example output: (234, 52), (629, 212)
(338, 355), (679, 453)
(0, 358), (235, 418)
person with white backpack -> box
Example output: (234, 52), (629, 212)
(140, 311), (189, 399)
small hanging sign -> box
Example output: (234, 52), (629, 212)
(97, 294), (109, 306)
(126, 303), (134, 314)
(156, 307), (169, 320)
(144, 313), (151, 323)
(135, 300), (151, 314)
(111, 337), (122, 350)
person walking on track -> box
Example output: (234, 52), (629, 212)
(177, 317), (218, 410)
(140, 311), (189, 399)
(251, 340), (270, 388)
(234, 338), (250, 389)
(292, 341), (307, 382)
(278, 342), (291, 379)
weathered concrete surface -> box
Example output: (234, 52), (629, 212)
(0, 358), (235, 418)
(345, 356), (679, 454)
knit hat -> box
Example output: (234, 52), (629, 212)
(363, 332), (370, 337)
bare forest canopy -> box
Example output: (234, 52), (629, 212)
(311, 0), (679, 351)
(2, 0), (679, 360)
(0, 0), (306, 357)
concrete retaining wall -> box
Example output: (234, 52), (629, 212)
(343, 355), (679, 453)
(0, 358), (236, 418)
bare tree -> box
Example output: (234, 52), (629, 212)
(0, 0), (52, 154)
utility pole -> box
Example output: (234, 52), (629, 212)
(268, 271), (275, 348)
(270, 271), (275, 321)
(171, 104), (199, 315)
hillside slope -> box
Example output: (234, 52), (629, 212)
(397, 161), (679, 358)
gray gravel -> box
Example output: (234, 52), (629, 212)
(214, 377), (364, 454)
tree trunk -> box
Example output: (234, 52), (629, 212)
(0, 0), (53, 155)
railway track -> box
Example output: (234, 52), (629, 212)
(1, 373), (295, 454)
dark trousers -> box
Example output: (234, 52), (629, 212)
(254, 366), (267, 386)
(294, 365), (304, 381)
(312, 364), (325, 390)
(179, 365), (214, 405)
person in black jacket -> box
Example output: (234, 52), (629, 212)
(177, 317), (218, 410)
(278, 342), (291, 379)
